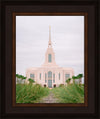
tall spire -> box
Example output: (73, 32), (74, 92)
(48, 26), (52, 47)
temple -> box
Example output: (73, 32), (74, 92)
(25, 26), (74, 88)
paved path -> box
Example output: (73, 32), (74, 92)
(38, 91), (59, 103)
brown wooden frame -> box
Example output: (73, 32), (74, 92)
(1, 0), (98, 118)
(12, 12), (88, 107)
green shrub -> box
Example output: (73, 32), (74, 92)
(52, 84), (84, 103)
(28, 78), (35, 84)
(16, 84), (49, 103)
(59, 84), (64, 87)
(35, 84), (41, 87)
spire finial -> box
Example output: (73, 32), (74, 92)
(48, 25), (52, 47)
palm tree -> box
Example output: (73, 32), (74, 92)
(23, 76), (26, 80)
(66, 78), (71, 85)
(16, 74), (19, 83)
(28, 78), (35, 84)
(16, 74), (26, 84)
(16, 74), (21, 84)
(77, 74), (83, 84)
(72, 76), (77, 84)
(20, 75), (27, 84)
(18, 75), (22, 84)
(23, 76), (27, 80)
(22, 76), (26, 84)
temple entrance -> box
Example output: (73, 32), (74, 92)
(48, 71), (52, 88)
(48, 80), (52, 88)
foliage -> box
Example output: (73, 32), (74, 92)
(35, 84), (42, 87)
(16, 74), (19, 77)
(52, 84), (84, 103)
(16, 74), (26, 84)
(28, 78), (35, 84)
(76, 74), (83, 84)
(72, 74), (83, 84)
(72, 76), (77, 79)
(77, 74), (83, 79)
(66, 78), (71, 84)
(59, 84), (64, 87)
(72, 76), (77, 84)
(16, 84), (49, 103)
(81, 84), (84, 86)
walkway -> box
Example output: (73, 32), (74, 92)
(38, 91), (59, 103)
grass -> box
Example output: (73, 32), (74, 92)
(51, 84), (84, 103)
(16, 84), (50, 103)
(16, 83), (84, 103)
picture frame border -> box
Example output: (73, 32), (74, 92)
(13, 12), (88, 107)
(1, 0), (99, 118)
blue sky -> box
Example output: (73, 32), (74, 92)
(16, 16), (84, 83)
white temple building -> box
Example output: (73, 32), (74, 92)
(25, 26), (74, 88)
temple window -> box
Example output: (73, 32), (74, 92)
(45, 79), (47, 83)
(53, 74), (55, 83)
(48, 54), (52, 62)
(45, 73), (47, 83)
(65, 74), (70, 80)
(48, 71), (52, 78)
(53, 74), (55, 80)
(30, 74), (35, 79)
(45, 73), (46, 80)
(59, 73), (60, 80)
(40, 73), (41, 80)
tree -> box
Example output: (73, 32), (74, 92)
(16, 74), (27, 84)
(66, 78), (71, 85)
(77, 74), (83, 84)
(28, 78), (35, 84)
(18, 75), (22, 84)
(23, 76), (26, 83)
(72, 76), (77, 84)
(23, 76), (27, 80)
(16, 74), (22, 84)
(16, 74), (19, 83)
(21, 76), (26, 83)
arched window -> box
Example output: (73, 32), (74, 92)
(48, 54), (52, 62)
(65, 74), (70, 80)
(59, 73), (60, 80)
(30, 74), (35, 79)
(53, 74), (55, 83)
(53, 74), (55, 80)
(40, 73), (41, 80)
(45, 73), (47, 83)
(48, 71), (52, 78)
(45, 73), (47, 80)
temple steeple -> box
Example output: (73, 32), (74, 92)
(48, 26), (52, 48)
(41, 26), (58, 67)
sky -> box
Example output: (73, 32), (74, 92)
(16, 16), (84, 83)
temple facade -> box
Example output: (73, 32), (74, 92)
(25, 26), (74, 88)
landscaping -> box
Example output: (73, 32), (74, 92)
(16, 73), (84, 103)
(16, 84), (50, 103)
(52, 84), (84, 103)
(16, 83), (84, 103)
